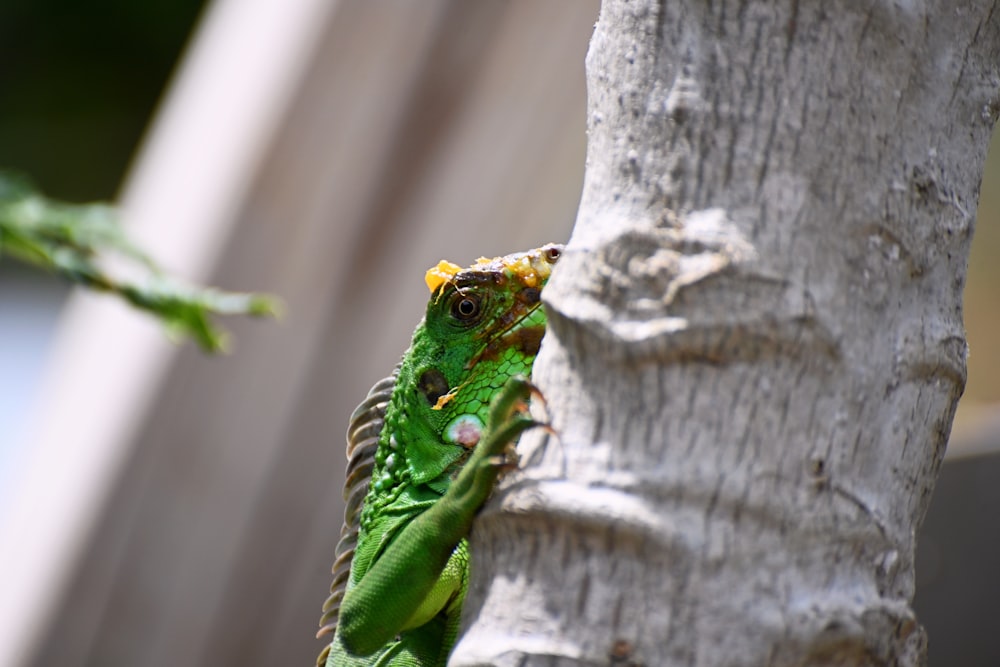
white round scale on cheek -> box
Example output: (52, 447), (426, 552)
(445, 414), (483, 447)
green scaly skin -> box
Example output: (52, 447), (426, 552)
(318, 244), (562, 667)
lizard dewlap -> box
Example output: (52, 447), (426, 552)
(318, 243), (562, 667)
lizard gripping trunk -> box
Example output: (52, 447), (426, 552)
(317, 245), (563, 666)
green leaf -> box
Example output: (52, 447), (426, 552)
(0, 171), (279, 353)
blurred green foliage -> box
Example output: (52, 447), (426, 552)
(0, 173), (277, 352)
(0, 0), (279, 353)
(0, 0), (206, 200)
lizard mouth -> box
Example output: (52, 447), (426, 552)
(442, 243), (559, 372)
(464, 244), (560, 370)
(465, 289), (545, 371)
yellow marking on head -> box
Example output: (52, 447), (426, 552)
(503, 255), (545, 288)
(432, 392), (455, 410)
(426, 245), (556, 295)
(431, 377), (474, 411)
(425, 260), (462, 294)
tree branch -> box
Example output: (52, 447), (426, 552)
(454, 1), (999, 665)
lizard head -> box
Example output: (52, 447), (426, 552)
(427, 243), (562, 367)
(399, 243), (562, 484)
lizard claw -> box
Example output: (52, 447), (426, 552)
(513, 378), (553, 426)
(486, 452), (519, 474)
(525, 380), (546, 404)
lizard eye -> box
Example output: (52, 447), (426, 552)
(450, 293), (482, 322)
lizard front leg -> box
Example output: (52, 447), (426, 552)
(336, 376), (542, 660)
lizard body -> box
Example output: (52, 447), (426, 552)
(317, 244), (562, 666)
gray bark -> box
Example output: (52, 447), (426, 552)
(454, 1), (999, 665)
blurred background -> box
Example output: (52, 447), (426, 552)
(0, 1), (994, 666)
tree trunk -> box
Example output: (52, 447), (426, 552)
(453, 1), (999, 665)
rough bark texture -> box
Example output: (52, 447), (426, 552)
(453, 1), (999, 666)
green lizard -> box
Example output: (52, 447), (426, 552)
(317, 244), (563, 666)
